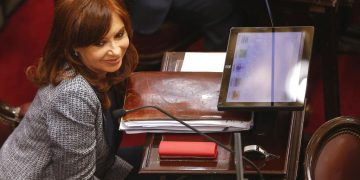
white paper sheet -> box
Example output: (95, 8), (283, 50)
(181, 52), (226, 72)
(119, 121), (252, 134)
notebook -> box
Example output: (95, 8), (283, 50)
(119, 72), (253, 134)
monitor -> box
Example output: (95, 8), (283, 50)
(218, 26), (314, 111)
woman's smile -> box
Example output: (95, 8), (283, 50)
(103, 57), (121, 65)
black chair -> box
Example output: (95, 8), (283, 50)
(0, 0), (25, 30)
(338, 0), (360, 54)
(132, 20), (202, 71)
(118, 0), (202, 71)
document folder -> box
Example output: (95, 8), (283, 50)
(119, 72), (253, 133)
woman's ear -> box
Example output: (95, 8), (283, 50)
(73, 49), (79, 57)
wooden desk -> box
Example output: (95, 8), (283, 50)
(139, 52), (306, 180)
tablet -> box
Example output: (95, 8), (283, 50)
(218, 26), (314, 111)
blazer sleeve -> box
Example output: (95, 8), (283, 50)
(46, 84), (100, 180)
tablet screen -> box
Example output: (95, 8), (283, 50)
(218, 27), (314, 111)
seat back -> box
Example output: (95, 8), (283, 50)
(0, 0), (26, 29)
(0, 101), (21, 147)
(304, 116), (360, 180)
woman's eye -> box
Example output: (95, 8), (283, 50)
(94, 41), (105, 47)
(115, 31), (125, 39)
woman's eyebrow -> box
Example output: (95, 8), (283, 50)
(106, 26), (125, 39)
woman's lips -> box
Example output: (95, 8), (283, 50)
(104, 58), (121, 65)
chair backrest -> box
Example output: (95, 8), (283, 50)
(132, 21), (202, 71)
(0, 101), (22, 147)
(304, 116), (360, 180)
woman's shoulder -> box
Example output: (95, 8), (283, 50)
(53, 65), (95, 97)
(40, 74), (100, 109)
(57, 75), (95, 96)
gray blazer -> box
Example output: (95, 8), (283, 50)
(0, 73), (132, 179)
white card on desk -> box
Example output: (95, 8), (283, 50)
(181, 52), (226, 72)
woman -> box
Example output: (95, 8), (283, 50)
(0, 0), (138, 179)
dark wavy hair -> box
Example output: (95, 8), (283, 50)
(26, 0), (138, 109)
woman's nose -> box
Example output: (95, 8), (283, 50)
(108, 41), (121, 56)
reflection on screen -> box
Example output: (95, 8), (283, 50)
(226, 32), (305, 103)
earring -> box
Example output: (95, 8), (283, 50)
(74, 51), (78, 57)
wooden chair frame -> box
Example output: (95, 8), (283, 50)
(304, 116), (360, 180)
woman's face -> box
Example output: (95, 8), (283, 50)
(75, 13), (129, 77)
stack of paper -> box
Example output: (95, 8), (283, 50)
(120, 117), (253, 134)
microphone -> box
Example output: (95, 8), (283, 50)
(112, 108), (127, 119)
(113, 105), (264, 180)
